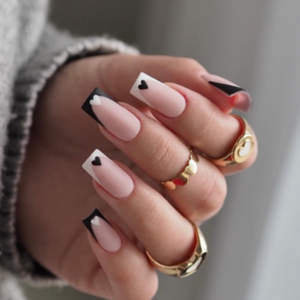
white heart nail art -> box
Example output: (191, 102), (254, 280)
(90, 95), (101, 106)
(91, 216), (100, 226)
(239, 139), (251, 157)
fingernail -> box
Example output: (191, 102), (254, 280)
(201, 74), (253, 112)
(82, 88), (141, 142)
(130, 72), (186, 118)
(82, 208), (121, 252)
(82, 149), (134, 199)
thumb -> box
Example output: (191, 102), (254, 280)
(83, 209), (158, 300)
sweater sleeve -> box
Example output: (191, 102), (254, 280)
(0, 24), (139, 284)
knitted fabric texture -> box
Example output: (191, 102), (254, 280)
(0, 0), (138, 298)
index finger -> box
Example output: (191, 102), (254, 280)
(97, 54), (252, 112)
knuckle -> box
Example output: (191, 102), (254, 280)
(196, 111), (219, 140)
(197, 171), (227, 217)
(177, 57), (205, 71)
(96, 54), (124, 95)
(136, 195), (163, 231)
(148, 135), (177, 172)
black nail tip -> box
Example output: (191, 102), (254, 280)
(82, 208), (110, 241)
(138, 80), (148, 90)
(92, 156), (102, 166)
(81, 87), (115, 126)
(208, 81), (246, 96)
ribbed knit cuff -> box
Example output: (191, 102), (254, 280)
(0, 24), (138, 284)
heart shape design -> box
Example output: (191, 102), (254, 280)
(91, 216), (100, 226)
(184, 159), (197, 176)
(89, 95), (101, 106)
(239, 139), (251, 157)
(92, 156), (102, 166)
(138, 80), (148, 90)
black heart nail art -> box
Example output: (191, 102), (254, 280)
(92, 156), (102, 166)
(138, 80), (148, 90)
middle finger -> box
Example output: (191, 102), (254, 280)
(82, 89), (226, 222)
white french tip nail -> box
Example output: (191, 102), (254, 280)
(130, 72), (163, 108)
(82, 149), (107, 186)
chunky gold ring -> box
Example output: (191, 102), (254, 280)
(157, 146), (199, 191)
(146, 222), (207, 278)
(202, 115), (255, 166)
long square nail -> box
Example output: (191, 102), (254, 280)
(82, 149), (134, 199)
(130, 72), (186, 118)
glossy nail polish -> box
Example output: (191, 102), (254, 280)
(201, 74), (253, 112)
(82, 149), (134, 199)
(82, 208), (121, 252)
(130, 72), (186, 118)
(82, 88), (141, 141)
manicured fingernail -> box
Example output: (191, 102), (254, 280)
(130, 72), (186, 118)
(82, 88), (141, 141)
(201, 74), (253, 112)
(82, 208), (121, 252)
(82, 149), (134, 199)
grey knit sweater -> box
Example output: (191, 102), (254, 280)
(0, 1), (138, 298)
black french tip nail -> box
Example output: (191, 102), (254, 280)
(82, 208), (110, 241)
(208, 81), (246, 96)
(81, 87), (114, 126)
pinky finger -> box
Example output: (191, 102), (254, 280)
(83, 209), (158, 300)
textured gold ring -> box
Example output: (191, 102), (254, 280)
(146, 222), (207, 278)
(157, 146), (199, 191)
(202, 115), (255, 166)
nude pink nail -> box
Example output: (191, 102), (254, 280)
(82, 149), (134, 199)
(82, 88), (141, 141)
(130, 72), (186, 118)
(82, 209), (121, 253)
(201, 74), (253, 112)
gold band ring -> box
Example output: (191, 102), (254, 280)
(203, 115), (255, 166)
(146, 222), (207, 278)
(157, 146), (199, 191)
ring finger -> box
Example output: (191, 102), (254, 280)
(129, 73), (257, 173)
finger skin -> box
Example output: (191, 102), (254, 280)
(145, 82), (242, 158)
(97, 104), (226, 222)
(87, 225), (158, 300)
(154, 83), (257, 164)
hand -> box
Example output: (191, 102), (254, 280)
(17, 54), (257, 300)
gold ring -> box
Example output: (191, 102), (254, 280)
(146, 222), (207, 278)
(202, 115), (255, 166)
(157, 146), (199, 190)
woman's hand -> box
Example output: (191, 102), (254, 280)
(16, 54), (257, 300)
